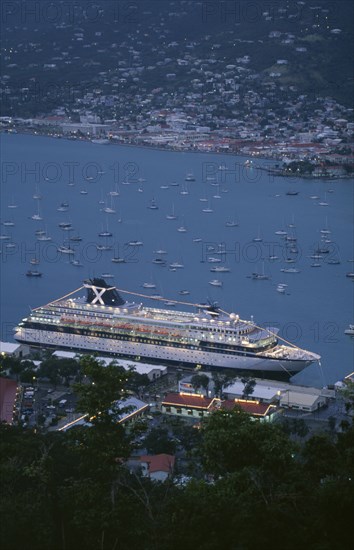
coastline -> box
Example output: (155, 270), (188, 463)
(2, 127), (353, 180)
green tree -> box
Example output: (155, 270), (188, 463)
(200, 407), (294, 477)
(339, 379), (354, 413)
(19, 367), (37, 383)
(73, 356), (131, 426)
(190, 373), (210, 395)
(1, 356), (24, 380)
(144, 427), (176, 455)
(38, 358), (61, 387)
(241, 377), (256, 399)
(211, 371), (236, 398)
(301, 434), (340, 482)
(57, 358), (79, 385)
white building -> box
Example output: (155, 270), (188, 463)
(52, 351), (167, 381)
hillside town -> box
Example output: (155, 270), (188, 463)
(1, 0), (353, 175)
(1, 341), (353, 440)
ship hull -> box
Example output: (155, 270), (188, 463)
(15, 328), (310, 375)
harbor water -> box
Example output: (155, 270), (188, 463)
(1, 133), (353, 387)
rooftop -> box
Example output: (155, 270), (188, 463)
(0, 377), (18, 424)
(140, 453), (175, 474)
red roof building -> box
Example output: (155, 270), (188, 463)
(161, 392), (276, 421)
(221, 399), (276, 417)
(140, 454), (175, 482)
(0, 377), (19, 424)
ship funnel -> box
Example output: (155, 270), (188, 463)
(84, 278), (125, 307)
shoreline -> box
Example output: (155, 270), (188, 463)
(2, 128), (353, 180)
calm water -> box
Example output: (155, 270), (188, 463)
(1, 133), (353, 386)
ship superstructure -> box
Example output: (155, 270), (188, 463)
(14, 279), (320, 374)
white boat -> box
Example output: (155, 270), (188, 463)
(166, 204), (177, 220)
(179, 290), (190, 295)
(98, 190), (105, 205)
(26, 270), (42, 277)
(202, 201), (214, 214)
(30, 213), (42, 221)
(98, 219), (113, 238)
(318, 193), (329, 207)
(251, 263), (269, 280)
(281, 268), (300, 273)
(80, 189), (88, 195)
(177, 221), (187, 233)
(37, 234), (52, 242)
(111, 257), (126, 264)
(148, 198), (159, 210)
(127, 240), (143, 247)
(7, 197), (18, 209)
(209, 279), (223, 287)
(71, 259), (83, 267)
(276, 284), (286, 294)
(210, 266), (230, 273)
(32, 185), (42, 200)
(344, 324), (354, 335)
(252, 227), (263, 242)
(31, 200), (43, 221)
(142, 282), (156, 289)
(169, 261), (184, 269)
(96, 244), (113, 251)
(109, 183), (120, 196)
(103, 196), (116, 213)
(57, 201), (69, 212)
(320, 220), (331, 235)
(185, 172), (195, 182)
(58, 222), (72, 230)
(252, 272), (269, 280)
(225, 220), (239, 227)
(58, 246), (75, 255)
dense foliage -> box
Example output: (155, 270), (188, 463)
(1, 358), (353, 549)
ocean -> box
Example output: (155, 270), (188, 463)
(1, 132), (353, 387)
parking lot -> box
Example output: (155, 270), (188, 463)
(20, 384), (77, 428)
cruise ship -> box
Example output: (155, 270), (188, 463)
(14, 279), (320, 375)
